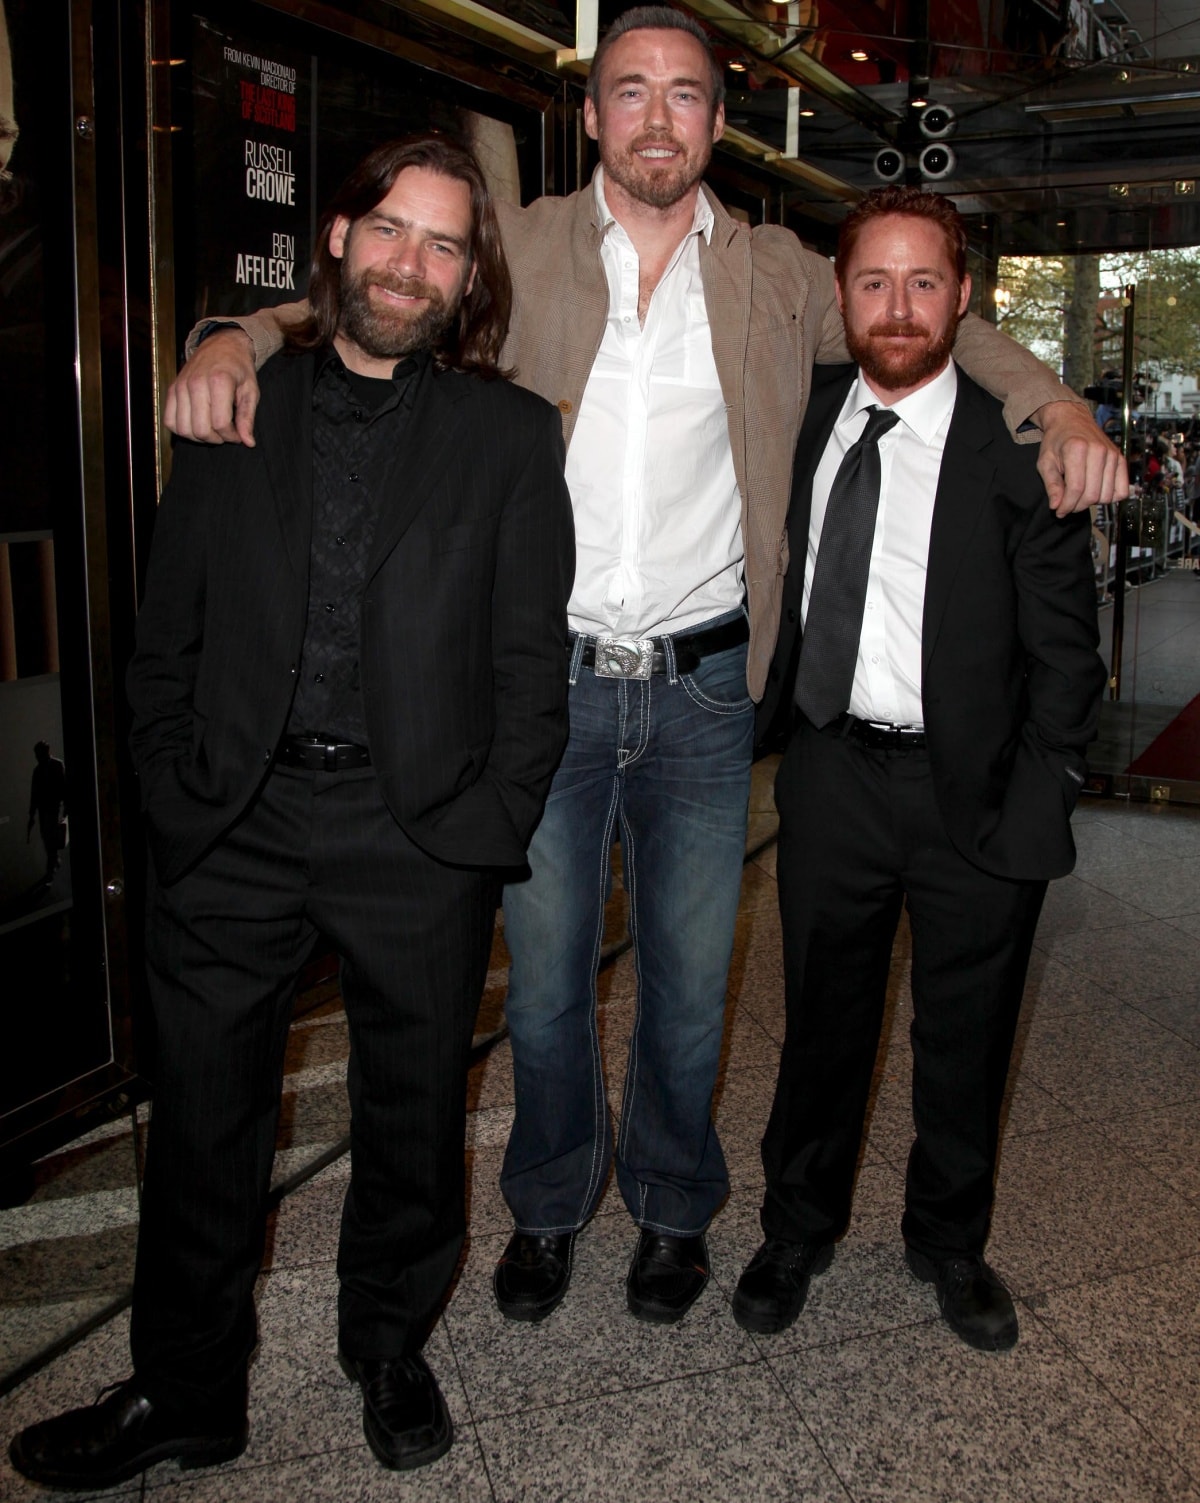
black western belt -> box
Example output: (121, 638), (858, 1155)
(574, 616), (749, 679)
(812, 712), (927, 751)
(277, 735), (372, 771)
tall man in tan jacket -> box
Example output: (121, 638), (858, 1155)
(167, 7), (1124, 1328)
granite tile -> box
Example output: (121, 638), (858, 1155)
(1166, 910), (1200, 941)
(1021, 950), (1116, 1019)
(707, 1173), (932, 1356)
(463, 1144), (522, 1238)
(1059, 825), (1200, 920)
(0, 1311), (140, 1500)
(987, 1123), (1200, 1296)
(263, 1168), (345, 1272)
(465, 1033), (516, 1114)
(1034, 1255), (1200, 1476)
(0, 1293), (130, 1384)
(442, 1217), (760, 1421)
(281, 1020), (350, 1076)
(142, 1435), (493, 1502)
(1096, 1099), (1200, 1202)
(26, 1128), (142, 1203)
(1035, 919), (1200, 1004)
(476, 1361), (847, 1503)
(201, 1268), (471, 1474)
(1093, 803), (1200, 859)
(0, 1221), (139, 1306)
(772, 1316), (1200, 1503)
(1018, 997), (1200, 1119)
(1034, 875), (1155, 938)
(748, 843), (778, 880)
(717, 1009), (783, 1074)
(1128, 991), (1200, 1048)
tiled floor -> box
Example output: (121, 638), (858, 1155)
(2, 769), (1199, 1502)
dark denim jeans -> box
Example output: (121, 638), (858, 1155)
(500, 612), (755, 1236)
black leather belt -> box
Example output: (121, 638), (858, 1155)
(823, 712), (927, 751)
(574, 616), (749, 679)
(277, 735), (372, 771)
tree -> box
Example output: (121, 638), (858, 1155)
(994, 249), (1200, 385)
(1063, 254), (1099, 396)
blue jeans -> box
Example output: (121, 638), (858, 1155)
(500, 612), (755, 1236)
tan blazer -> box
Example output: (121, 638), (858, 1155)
(201, 176), (1081, 700)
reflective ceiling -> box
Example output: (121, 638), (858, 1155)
(678, 0), (1200, 251)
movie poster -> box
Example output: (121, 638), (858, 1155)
(190, 16), (312, 319)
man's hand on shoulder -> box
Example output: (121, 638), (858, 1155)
(164, 327), (260, 447)
(1033, 400), (1128, 516)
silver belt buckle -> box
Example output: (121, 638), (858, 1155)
(593, 635), (655, 679)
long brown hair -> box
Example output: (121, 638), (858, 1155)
(287, 133), (512, 379)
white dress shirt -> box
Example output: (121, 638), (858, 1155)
(802, 361), (958, 728)
(563, 170), (744, 639)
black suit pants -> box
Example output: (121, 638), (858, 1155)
(130, 764), (496, 1413)
(761, 720), (1046, 1261)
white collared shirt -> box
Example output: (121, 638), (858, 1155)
(802, 360), (958, 727)
(563, 170), (744, 639)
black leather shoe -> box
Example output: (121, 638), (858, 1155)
(8, 1378), (247, 1489)
(493, 1230), (575, 1321)
(625, 1230), (709, 1324)
(338, 1352), (452, 1471)
(905, 1248), (1019, 1351)
(731, 1237), (834, 1334)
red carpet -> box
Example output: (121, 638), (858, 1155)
(1126, 691), (1200, 780)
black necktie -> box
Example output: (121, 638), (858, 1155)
(795, 404), (900, 730)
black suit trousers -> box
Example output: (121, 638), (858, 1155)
(761, 721), (1047, 1261)
(130, 764), (496, 1412)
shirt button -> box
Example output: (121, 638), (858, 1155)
(353, 409), (365, 421)
(325, 603), (336, 613)
(348, 472), (359, 482)
(314, 673), (324, 683)
(263, 750), (272, 764)
(870, 655), (879, 664)
(556, 399), (572, 414)
(335, 536), (346, 546)
(623, 315), (631, 323)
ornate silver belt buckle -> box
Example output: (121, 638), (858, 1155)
(593, 635), (655, 680)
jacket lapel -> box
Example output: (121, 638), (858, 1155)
(922, 372), (997, 672)
(254, 351), (315, 581)
(366, 367), (468, 579)
(789, 365), (856, 551)
(699, 189), (752, 495)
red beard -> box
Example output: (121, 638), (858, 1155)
(846, 318), (958, 393)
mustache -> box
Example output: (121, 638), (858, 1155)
(867, 322), (930, 339)
(366, 273), (443, 302)
(630, 135), (685, 155)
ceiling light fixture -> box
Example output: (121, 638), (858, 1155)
(850, 48), (869, 61)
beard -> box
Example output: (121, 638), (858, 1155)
(846, 317), (958, 393)
(600, 132), (710, 210)
(338, 262), (461, 361)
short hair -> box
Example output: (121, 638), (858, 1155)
(287, 134), (512, 380)
(585, 6), (725, 112)
(835, 185), (968, 287)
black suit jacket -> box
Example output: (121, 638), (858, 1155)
(128, 351), (575, 885)
(759, 363), (1105, 882)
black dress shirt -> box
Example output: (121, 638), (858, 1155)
(288, 347), (429, 745)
